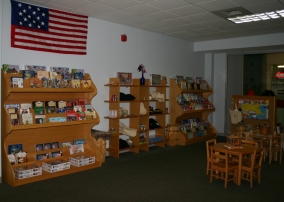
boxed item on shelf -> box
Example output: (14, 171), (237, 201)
(69, 155), (95, 167)
(42, 160), (71, 173)
(14, 165), (42, 180)
(149, 136), (163, 143)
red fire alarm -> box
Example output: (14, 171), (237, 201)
(121, 34), (127, 42)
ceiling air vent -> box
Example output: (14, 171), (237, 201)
(212, 7), (252, 18)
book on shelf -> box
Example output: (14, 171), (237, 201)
(81, 79), (92, 88)
(22, 70), (36, 79)
(52, 78), (61, 88)
(69, 144), (84, 154)
(43, 142), (52, 150)
(50, 67), (70, 79)
(8, 154), (16, 165)
(49, 117), (67, 123)
(35, 153), (48, 161)
(20, 107), (30, 114)
(150, 74), (161, 86)
(175, 75), (184, 85)
(42, 78), (52, 88)
(20, 103), (32, 110)
(21, 113), (33, 124)
(78, 98), (88, 105)
(76, 112), (86, 120)
(35, 144), (44, 151)
(10, 113), (20, 126)
(72, 79), (81, 88)
(5, 104), (20, 114)
(62, 141), (72, 148)
(66, 111), (77, 121)
(84, 110), (96, 119)
(65, 106), (73, 112)
(34, 106), (45, 115)
(63, 72), (72, 80)
(25, 65), (46, 74)
(8, 144), (23, 154)
(30, 78), (40, 88)
(117, 72), (132, 85)
(2, 64), (20, 74)
(37, 71), (49, 79)
(196, 77), (202, 84)
(67, 100), (78, 107)
(73, 105), (82, 112)
(51, 142), (59, 149)
(57, 101), (66, 109)
(71, 69), (85, 80)
(50, 71), (62, 79)
(50, 151), (62, 158)
(11, 77), (23, 88)
(74, 138), (85, 145)
(62, 79), (71, 88)
(35, 114), (46, 124)
(46, 106), (56, 114)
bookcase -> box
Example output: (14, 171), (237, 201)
(104, 78), (168, 158)
(229, 95), (276, 136)
(1, 70), (102, 186)
(169, 78), (217, 146)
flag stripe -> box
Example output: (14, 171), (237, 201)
(11, 0), (88, 55)
(13, 43), (86, 55)
(14, 26), (87, 41)
(15, 36), (87, 48)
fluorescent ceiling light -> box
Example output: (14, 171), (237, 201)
(228, 9), (284, 23)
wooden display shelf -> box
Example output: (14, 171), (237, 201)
(169, 78), (217, 146)
(230, 95), (276, 136)
(1, 70), (101, 186)
(105, 78), (168, 158)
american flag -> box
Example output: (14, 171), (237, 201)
(11, 0), (88, 55)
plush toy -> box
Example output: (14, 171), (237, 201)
(137, 64), (147, 73)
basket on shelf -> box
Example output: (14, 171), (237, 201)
(259, 120), (270, 136)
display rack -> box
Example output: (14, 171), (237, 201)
(104, 78), (168, 158)
(169, 78), (217, 146)
(1, 70), (101, 186)
(230, 95), (276, 136)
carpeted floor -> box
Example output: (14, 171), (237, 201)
(0, 136), (283, 202)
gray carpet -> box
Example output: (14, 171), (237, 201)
(0, 136), (283, 202)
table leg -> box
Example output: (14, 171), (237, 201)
(237, 154), (243, 185)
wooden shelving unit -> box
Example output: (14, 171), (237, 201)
(230, 95), (276, 135)
(169, 78), (217, 146)
(1, 70), (101, 186)
(104, 78), (168, 158)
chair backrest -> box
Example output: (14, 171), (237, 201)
(211, 147), (229, 167)
(270, 133), (283, 150)
(251, 149), (264, 169)
(241, 139), (258, 148)
(206, 139), (216, 160)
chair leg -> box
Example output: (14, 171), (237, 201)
(250, 171), (253, 188)
(206, 161), (209, 175)
(224, 172), (228, 188)
(280, 151), (282, 164)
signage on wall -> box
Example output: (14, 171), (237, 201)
(276, 71), (284, 79)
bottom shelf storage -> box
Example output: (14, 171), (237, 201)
(178, 130), (217, 146)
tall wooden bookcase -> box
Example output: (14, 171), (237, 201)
(104, 78), (168, 158)
(230, 95), (276, 135)
(1, 70), (101, 186)
(169, 78), (217, 145)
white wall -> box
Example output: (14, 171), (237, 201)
(212, 53), (227, 134)
(1, 0), (206, 176)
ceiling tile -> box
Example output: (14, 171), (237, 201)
(96, 0), (141, 10)
(146, 0), (191, 10)
(201, 19), (235, 29)
(123, 4), (162, 15)
(137, 22), (172, 29)
(162, 17), (195, 26)
(101, 10), (138, 21)
(157, 26), (185, 34)
(146, 11), (180, 21)
(19, 0), (51, 4)
(244, 1), (284, 13)
(122, 16), (157, 25)
(229, 0), (279, 6)
(183, 0), (212, 4)
(193, 27), (220, 34)
(196, 0), (239, 12)
(168, 5), (207, 17)
(179, 23), (208, 31)
(186, 12), (222, 22)
(76, 3), (117, 16)
(44, 0), (93, 9)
